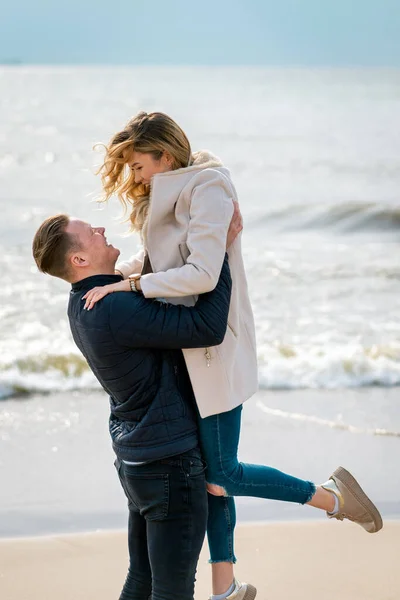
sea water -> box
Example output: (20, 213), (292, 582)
(0, 66), (399, 399)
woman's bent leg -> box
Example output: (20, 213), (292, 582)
(199, 405), (316, 505)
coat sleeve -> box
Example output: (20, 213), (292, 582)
(110, 256), (232, 349)
(115, 247), (145, 279)
(140, 170), (235, 298)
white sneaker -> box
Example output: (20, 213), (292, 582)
(209, 579), (257, 600)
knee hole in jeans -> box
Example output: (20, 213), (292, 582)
(206, 482), (228, 497)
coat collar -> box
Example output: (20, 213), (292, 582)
(141, 150), (224, 246)
(163, 150), (223, 176)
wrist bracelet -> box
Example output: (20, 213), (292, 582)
(128, 275), (140, 292)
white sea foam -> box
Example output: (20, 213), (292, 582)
(1, 341), (399, 400)
(256, 400), (400, 438)
(257, 342), (400, 390)
(0, 367), (99, 399)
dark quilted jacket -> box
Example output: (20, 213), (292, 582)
(68, 256), (232, 462)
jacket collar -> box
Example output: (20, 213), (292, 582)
(71, 274), (122, 292)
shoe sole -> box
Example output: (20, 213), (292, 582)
(332, 466), (383, 533)
(243, 584), (257, 600)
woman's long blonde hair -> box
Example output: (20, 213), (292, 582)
(97, 112), (192, 232)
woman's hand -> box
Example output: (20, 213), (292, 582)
(226, 201), (243, 249)
(82, 279), (130, 310)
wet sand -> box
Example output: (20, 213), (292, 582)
(1, 388), (399, 537)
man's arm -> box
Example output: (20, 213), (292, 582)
(110, 256), (232, 350)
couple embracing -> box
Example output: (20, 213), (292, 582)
(33, 112), (382, 600)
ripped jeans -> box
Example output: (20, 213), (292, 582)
(197, 405), (316, 563)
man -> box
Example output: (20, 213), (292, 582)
(32, 213), (240, 600)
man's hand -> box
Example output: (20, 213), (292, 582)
(226, 201), (243, 249)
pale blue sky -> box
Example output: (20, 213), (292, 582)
(1, 0), (400, 66)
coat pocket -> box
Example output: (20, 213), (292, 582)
(215, 325), (238, 385)
(178, 241), (190, 263)
(227, 321), (238, 338)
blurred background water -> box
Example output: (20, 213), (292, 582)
(1, 65), (400, 535)
(1, 66), (399, 400)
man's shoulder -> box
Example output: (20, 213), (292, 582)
(108, 290), (145, 318)
(69, 291), (140, 322)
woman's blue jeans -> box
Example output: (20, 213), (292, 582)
(197, 405), (316, 563)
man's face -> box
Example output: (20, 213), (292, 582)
(66, 219), (120, 276)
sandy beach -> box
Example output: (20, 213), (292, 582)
(1, 388), (399, 598)
(0, 521), (399, 599)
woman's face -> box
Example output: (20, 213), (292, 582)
(128, 151), (172, 185)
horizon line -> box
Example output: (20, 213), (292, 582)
(1, 62), (400, 70)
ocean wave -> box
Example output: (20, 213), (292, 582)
(251, 201), (400, 234)
(1, 343), (400, 400)
(0, 353), (99, 399)
(257, 342), (400, 390)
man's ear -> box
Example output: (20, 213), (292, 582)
(70, 252), (90, 269)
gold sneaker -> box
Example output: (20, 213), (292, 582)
(209, 579), (257, 600)
(321, 466), (383, 533)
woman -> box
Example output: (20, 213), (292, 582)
(84, 112), (382, 600)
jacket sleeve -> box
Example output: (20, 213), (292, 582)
(110, 256), (232, 349)
(115, 247), (145, 279)
(140, 169), (235, 298)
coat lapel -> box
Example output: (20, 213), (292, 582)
(141, 150), (224, 248)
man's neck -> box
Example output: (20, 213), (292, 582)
(70, 267), (116, 284)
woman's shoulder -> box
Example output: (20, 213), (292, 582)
(184, 165), (235, 196)
(159, 149), (236, 201)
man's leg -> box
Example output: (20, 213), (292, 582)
(145, 449), (208, 600)
(119, 508), (153, 600)
(116, 460), (152, 600)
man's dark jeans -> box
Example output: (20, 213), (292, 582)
(116, 447), (208, 600)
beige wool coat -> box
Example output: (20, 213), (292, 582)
(116, 151), (258, 418)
